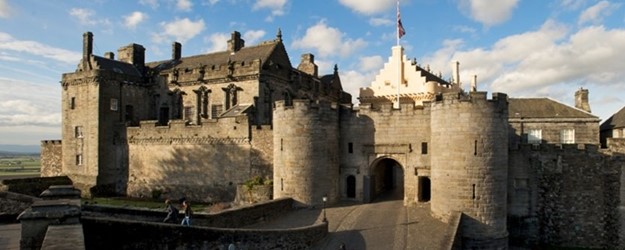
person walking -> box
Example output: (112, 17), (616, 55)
(180, 200), (193, 226)
(163, 199), (179, 223)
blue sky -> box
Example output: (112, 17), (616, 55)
(1, 0), (624, 145)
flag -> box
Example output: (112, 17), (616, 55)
(397, 2), (406, 39)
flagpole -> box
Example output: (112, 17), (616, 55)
(396, 0), (401, 108)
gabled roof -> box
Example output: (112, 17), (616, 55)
(146, 40), (285, 72)
(508, 98), (598, 119)
(92, 55), (142, 77)
(600, 106), (625, 131)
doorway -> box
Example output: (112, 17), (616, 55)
(370, 158), (404, 201)
(347, 175), (356, 198)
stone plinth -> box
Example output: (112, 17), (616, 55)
(18, 199), (81, 250)
(39, 185), (81, 200)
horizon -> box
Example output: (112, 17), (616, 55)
(1, 0), (625, 145)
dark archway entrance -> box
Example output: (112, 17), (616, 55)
(369, 158), (404, 201)
(346, 175), (356, 198)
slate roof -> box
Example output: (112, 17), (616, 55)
(600, 106), (625, 131)
(508, 98), (598, 119)
(146, 40), (283, 72)
(92, 55), (142, 77)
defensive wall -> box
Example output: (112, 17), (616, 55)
(507, 143), (622, 249)
(273, 99), (340, 206)
(40, 140), (62, 177)
(126, 116), (273, 203)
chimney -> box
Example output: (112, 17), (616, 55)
(104, 52), (115, 60)
(83, 32), (93, 60)
(117, 43), (146, 72)
(227, 31), (245, 53)
(172, 42), (181, 60)
(471, 75), (477, 92)
(297, 53), (318, 77)
(575, 88), (591, 113)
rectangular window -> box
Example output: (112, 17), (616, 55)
(421, 142), (428, 155)
(110, 98), (118, 111)
(348, 143), (353, 154)
(75, 154), (83, 166)
(74, 126), (83, 138)
(560, 129), (575, 144)
(528, 129), (542, 144)
(70, 97), (76, 110)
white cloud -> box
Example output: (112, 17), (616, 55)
(202, 0), (219, 5)
(359, 56), (384, 72)
(139, 0), (159, 9)
(253, 0), (287, 16)
(0, 77), (60, 127)
(578, 1), (620, 25)
(152, 18), (205, 43)
(558, 0), (590, 10)
(0, 32), (81, 64)
(291, 20), (367, 58)
(204, 32), (229, 53)
(0, 0), (12, 18)
(339, 0), (395, 15)
(458, 0), (519, 27)
(369, 17), (392, 27)
(123, 11), (148, 29)
(243, 30), (266, 45)
(69, 8), (97, 25)
(176, 0), (193, 11)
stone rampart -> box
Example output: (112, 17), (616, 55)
(273, 99), (340, 206)
(126, 116), (266, 203)
(507, 145), (621, 248)
(40, 140), (63, 177)
(0, 176), (73, 197)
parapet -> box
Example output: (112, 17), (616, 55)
(41, 140), (62, 145)
(433, 91), (508, 106)
(274, 99), (338, 111)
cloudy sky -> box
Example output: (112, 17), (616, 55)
(0, 0), (624, 146)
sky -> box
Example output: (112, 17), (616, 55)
(0, 0), (624, 146)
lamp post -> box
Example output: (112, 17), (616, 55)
(322, 195), (327, 223)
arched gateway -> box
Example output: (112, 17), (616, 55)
(364, 157), (404, 202)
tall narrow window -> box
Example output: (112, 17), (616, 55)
(76, 154), (83, 166)
(70, 97), (76, 110)
(348, 143), (353, 153)
(184, 106), (193, 121)
(280, 138), (283, 151)
(421, 142), (428, 155)
(472, 184), (476, 200)
(474, 140), (477, 156)
(110, 98), (118, 111)
(560, 129), (575, 144)
(528, 129), (542, 144)
(74, 126), (83, 138)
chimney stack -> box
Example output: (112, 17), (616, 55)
(297, 53), (318, 77)
(83, 32), (93, 60)
(575, 88), (591, 113)
(104, 52), (114, 60)
(454, 61), (461, 88)
(172, 42), (181, 60)
(227, 31), (245, 53)
(471, 75), (477, 92)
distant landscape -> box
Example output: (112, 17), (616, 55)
(0, 144), (40, 155)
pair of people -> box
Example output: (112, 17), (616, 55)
(163, 199), (192, 226)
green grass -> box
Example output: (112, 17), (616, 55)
(0, 156), (40, 176)
(82, 197), (210, 212)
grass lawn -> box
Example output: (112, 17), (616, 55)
(0, 157), (40, 176)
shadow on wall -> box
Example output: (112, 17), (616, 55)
(127, 141), (271, 204)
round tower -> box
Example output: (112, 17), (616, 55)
(273, 99), (340, 206)
(430, 91), (509, 248)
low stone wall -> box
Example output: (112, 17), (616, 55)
(41, 224), (85, 250)
(81, 216), (327, 250)
(441, 211), (462, 250)
(233, 184), (272, 206)
(0, 176), (72, 197)
(0, 191), (41, 222)
(82, 198), (294, 228)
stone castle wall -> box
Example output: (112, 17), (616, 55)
(273, 99), (339, 206)
(430, 92), (509, 247)
(339, 102), (431, 204)
(40, 140), (63, 177)
(125, 116), (270, 203)
(507, 144), (622, 248)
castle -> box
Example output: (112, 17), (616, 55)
(40, 30), (625, 248)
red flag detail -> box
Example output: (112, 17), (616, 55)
(397, 8), (406, 38)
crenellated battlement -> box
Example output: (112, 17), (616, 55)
(434, 91), (507, 104)
(274, 99), (338, 112)
(127, 117), (250, 145)
(512, 143), (600, 153)
(41, 140), (62, 145)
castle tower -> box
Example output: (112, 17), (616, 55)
(430, 91), (509, 248)
(272, 99), (340, 206)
